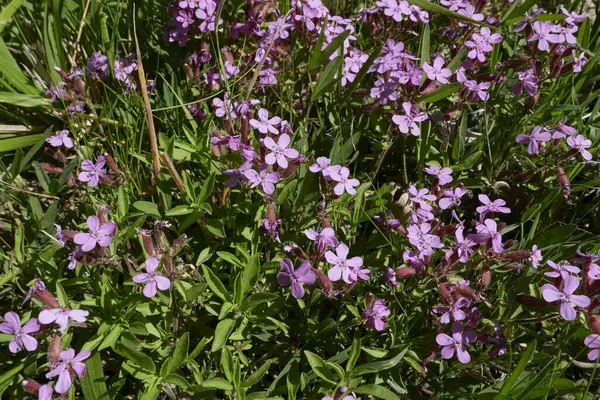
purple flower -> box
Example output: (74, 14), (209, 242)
(529, 21), (562, 51)
(305, 227), (338, 253)
(433, 298), (470, 324)
(436, 322), (477, 364)
(0, 312), (40, 353)
(73, 216), (116, 252)
(342, 50), (368, 86)
(370, 78), (398, 105)
(385, 268), (397, 286)
(544, 260), (580, 279)
(361, 298), (391, 331)
(467, 307), (482, 327)
(224, 61), (240, 78)
(464, 80), (490, 102)
(476, 195), (510, 218)
(55, 224), (66, 246)
(377, 0), (411, 22)
(567, 134), (593, 161)
(330, 167), (360, 196)
(423, 56), (452, 84)
(573, 52), (588, 73)
(38, 308), (89, 332)
(424, 165), (453, 185)
(213, 94), (236, 120)
(440, 0), (469, 11)
(585, 334), (600, 361)
(244, 165), (280, 195)
(204, 68), (221, 86)
(561, 7), (586, 25)
(464, 28), (502, 62)
(439, 187), (466, 210)
(78, 156), (107, 187)
(46, 82), (66, 102)
(46, 130), (74, 148)
(446, 227), (477, 263)
(309, 157), (331, 173)
(263, 134), (299, 168)
(86, 51), (108, 79)
(392, 102), (428, 136)
(276, 259), (316, 299)
(67, 249), (83, 270)
(37, 385), (53, 400)
(45, 349), (91, 394)
(541, 275), (590, 320)
(516, 126), (552, 154)
(530, 245), (542, 267)
(250, 108), (281, 135)
(513, 69), (539, 97)
(552, 119), (577, 139)
(326, 243), (369, 284)
(472, 219), (504, 253)
(457, 5), (484, 26)
(407, 223), (443, 256)
(488, 322), (506, 358)
(133, 257), (171, 298)
(408, 185), (436, 211)
(261, 218), (281, 243)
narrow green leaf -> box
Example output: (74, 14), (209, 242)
(452, 114), (467, 161)
(98, 325), (122, 351)
(242, 360), (272, 388)
(304, 350), (336, 384)
(0, 92), (48, 107)
(354, 384), (400, 400)
(206, 219), (226, 238)
(0, 40), (38, 94)
(343, 46), (382, 104)
(0, 134), (42, 152)
(310, 55), (343, 101)
(346, 334), (361, 373)
(194, 378), (233, 391)
(308, 19), (328, 70)
(198, 171), (216, 202)
(421, 83), (462, 103)
(114, 343), (156, 373)
(498, 340), (537, 395)
(235, 254), (260, 304)
(133, 201), (161, 217)
(201, 265), (231, 302)
(0, 0), (24, 34)
(211, 318), (236, 352)
(166, 205), (195, 216)
(81, 353), (109, 400)
(351, 348), (408, 377)
(420, 24), (430, 64)
(309, 30), (350, 70)
(167, 332), (189, 375)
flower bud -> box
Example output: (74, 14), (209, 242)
(556, 167), (570, 198)
(500, 250), (532, 261)
(22, 380), (41, 393)
(40, 163), (64, 175)
(395, 267), (417, 279)
(439, 283), (452, 304)
(590, 315), (600, 334)
(266, 203), (277, 225)
(48, 335), (61, 367)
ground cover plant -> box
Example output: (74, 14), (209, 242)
(0, 0), (600, 398)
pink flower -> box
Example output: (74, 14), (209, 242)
(585, 334), (600, 361)
(530, 245), (542, 267)
(78, 156), (107, 187)
(385, 268), (397, 286)
(544, 260), (580, 279)
(46, 130), (74, 148)
(326, 243), (369, 284)
(38, 308), (89, 332)
(244, 166), (280, 195)
(38, 385), (53, 400)
(424, 165), (453, 185)
(133, 257), (171, 298)
(436, 322), (477, 363)
(361, 298), (391, 331)
(331, 167), (360, 196)
(529, 21), (562, 51)
(408, 185), (436, 211)
(464, 80), (490, 102)
(249, 108), (281, 135)
(0, 312), (40, 353)
(561, 6), (586, 25)
(309, 157), (331, 173)
(276, 259), (316, 299)
(464, 27), (502, 62)
(516, 126), (552, 154)
(439, 187), (466, 209)
(73, 215), (116, 252)
(433, 298), (470, 324)
(392, 102), (428, 136)
(541, 275), (590, 320)
(476, 194), (510, 218)
(422, 57), (452, 84)
(446, 227), (477, 263)
(263, 134), (299, 168)
(567, 134), (593, 161)
(45, 349), (91, 394)
(407, 223), (443, 256)
(304, 227), (338, 252)
(472, 219), (504, 253)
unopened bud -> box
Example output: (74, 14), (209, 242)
(501, 250), (532, 261)
(40, 163), (64, 175)
(590, 315), (600, 334)
(557, 167), (570, 198)
(48, 335), (61, 367)
(395, 267), (417, 279)
(266, 204), (277, 224)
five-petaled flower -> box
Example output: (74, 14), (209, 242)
(244, 165), (280, 195)
(0, 312), (40, 353)
(585, 334), (600, 361)
(541, 275), (590, 321)
(73, 216), (116, 252)
(566, 134), (593, 161)
(476, 195), (510, 218)
(263, 134), (299, 168)
(133, 257), (171, 298)
(38, 308), (89, 332)
(331, 167), (360, 196)
(436, 322), (477, 363)
(46, 130), (74, 148)
(250, 108), (282, 135)
(326, 243), (370, 284)
(544, 260), (580, 279)
(361, 298), (391, 331)
(516, 126), (552, 155)
(392, 102), (428, 136)
(276, 259), (316, 299)
(422, 56), (452, 84)
(434, 298), (471, 324)
(78, 156), (107, 187)
(424, 165), (453, 185)
(45, 348), (91, 394)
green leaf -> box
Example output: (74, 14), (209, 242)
(420, 24), (430, 64)
(166, 332), (189, 375)
(118, 186), (129, 217)
(0, 40), (39, 94)
(309, 29), (350, 70)
(164, 373), (190, 390)
(310, 55), (343, 101)
(498, 340), (536, 396)
(0, 92), (48, 107)
(286, 360), (300, 400)
(235, 254), (260, 304)
(166, 205), (195, 216)
(242, 360), (272, 388)
(206, 219), (226, 238)
(241, 292), (279, 309)
(81, 353), (109, 400)
(114, 342), (156, 373)
(351, 348), (408, 377)
(421, 83), (462, 103)
(304, 350), (336, 384)
(0, 0), (24, 34)
(194, 378), (233, 391)
(308, 19), (328, 71)
(133, 201), (161, 217)
(346, 334), (361, 373)
(0, 134), (43, 152)
(201, 265), (231, 302)
(452, 114), (467, 161)
(533, 225), (577, 248)
(211, 318), (236, 352)
(221, 346), (234, 382)
(354, 384), (400, 400)
(407, 0), (496, 29)
(98, 325), (122, 351)
(189, 337), (212, 359)
(198, 171), (216, 202)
